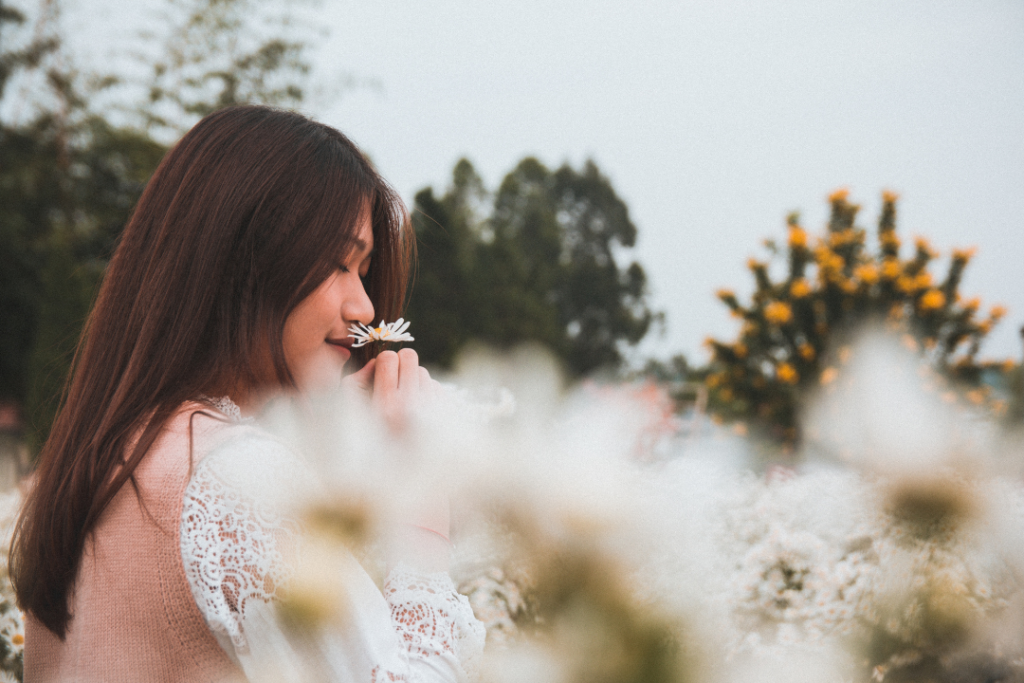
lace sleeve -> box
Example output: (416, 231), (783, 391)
(381, 564), (487, 680)
(180, 425), (486, 682)
(181, 444), (299, 652)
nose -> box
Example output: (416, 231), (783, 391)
(343, 277), (375, 327)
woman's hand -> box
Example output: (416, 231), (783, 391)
(367, 348), (437, 425)
(343, 349), (450, 569)
(341, 349), (437, 415)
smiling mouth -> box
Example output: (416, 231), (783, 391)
(326, 338), (353, 351)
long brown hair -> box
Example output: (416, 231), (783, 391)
(10, 105), (414, 638)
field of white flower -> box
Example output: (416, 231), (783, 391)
(0, 489), (24, 682)
(2, 334), (1022, 683)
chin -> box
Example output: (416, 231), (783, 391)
(295, 355), (346, 394)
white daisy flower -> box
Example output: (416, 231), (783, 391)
(348, 318), (414, 348)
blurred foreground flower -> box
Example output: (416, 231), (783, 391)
(194, 342), (1024, 683)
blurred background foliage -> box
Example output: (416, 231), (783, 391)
(0, 0), (657, 453)
(0, 0), (312, 451)
(408, 157), (657, 377)
(0, 0), (1020, 458)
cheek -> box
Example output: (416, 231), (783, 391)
(286, 310), (325, 355)
(283, 295), (336, 360)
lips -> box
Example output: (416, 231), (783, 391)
(326, 338), (353, 358)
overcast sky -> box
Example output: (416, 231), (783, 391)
(69, 0), (1024, 365)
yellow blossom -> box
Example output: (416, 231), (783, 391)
(880, 232), (901, 250)
(798, 343), (815, 361)
(788, 226), (808, 249)
(820, 367), (839, 386)
(897, 275), (918, 293)
(706, 373), (722, 388)
(12, 634), (23, 646)
(881, 258), (901, 280)
(854, 263), (879, 284)
(919, 289), (946, 311)
(952, 247), (977, 261)
(777, 363), (798, 384)
(828, 187), (850, 203)
(829, 229), (858, 247)
(963, 297), (980, 311)
(790, 279), (812, 298)
(764, 301), (793, 325)
(719, 388), (734, 401)
(811, 248), (843, 274)
(715, 288), (735, 299)
(914, 272), (933, 289)
(978, 320), (992, 334)
(882, 189), (899, 203)
(734, 343), (748, 358)
(915, 237), (938, 258)
(991, 305), (1008, 319)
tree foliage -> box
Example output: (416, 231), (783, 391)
(704, 190), (1010, 447)
(407, 158), (657, 377)
(143, 0), (311, 136)
(0, 0), (314, 450)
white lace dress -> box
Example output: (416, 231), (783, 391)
(179, 400), (486, 683)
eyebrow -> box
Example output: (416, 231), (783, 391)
(351, 237), (375, 255)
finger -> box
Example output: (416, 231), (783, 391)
(342, 358), (377, 392)
(397, 348), (420, 392)
(372, 351), (399, 408)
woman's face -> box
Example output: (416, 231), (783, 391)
(281, 214), (375, 392)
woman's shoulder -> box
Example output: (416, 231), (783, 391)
(164, 398), (283, 457)
(178, 400), (313, 511)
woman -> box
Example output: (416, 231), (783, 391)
(11, 105), (484, 682)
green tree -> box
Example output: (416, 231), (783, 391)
(407, 158), (657, 377)
(704, 190), (1009, 447)
(142, 0), (312, 136)
(0, 0), (316, 450)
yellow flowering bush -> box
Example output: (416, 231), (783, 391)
(704, 190), (1010, 447)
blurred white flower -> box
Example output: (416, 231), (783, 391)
(348, 319), (413, 347)
(247, 340), (1024, 682)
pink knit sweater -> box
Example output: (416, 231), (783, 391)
(25, 404), (245, 683)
